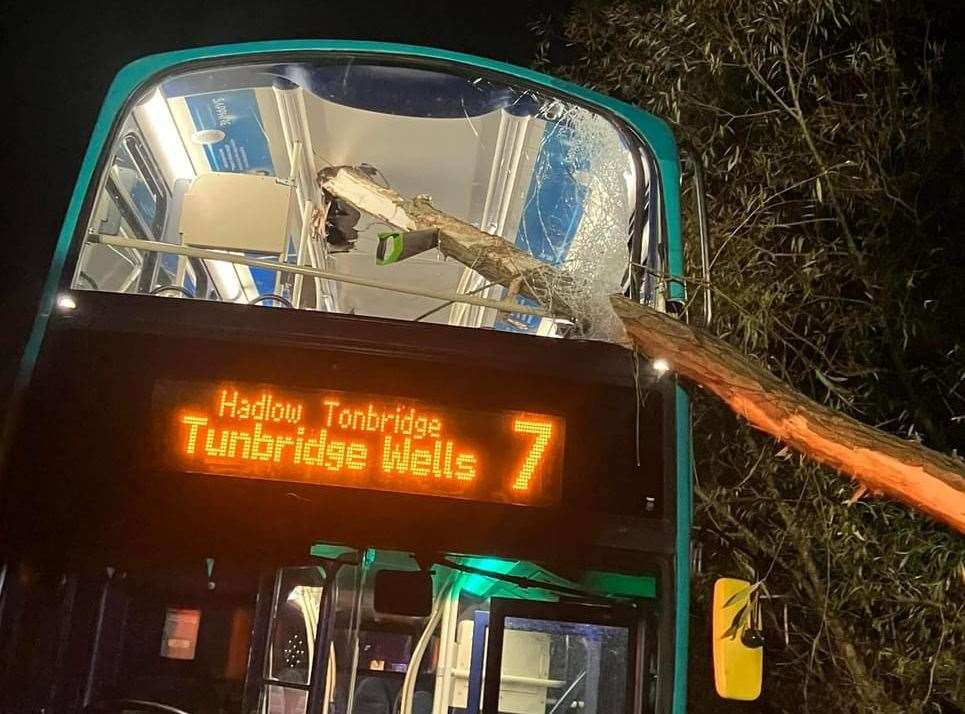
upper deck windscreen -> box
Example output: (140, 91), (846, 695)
(72, 59), (647, 338)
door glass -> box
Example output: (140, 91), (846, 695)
(264, 683), (308, 714)
(260, 556), (362, 714)
(494, 617), (630, 714)
(327, 559), (363, 714)
(268, 567), (325, 684)
(261, 566), (325, 714)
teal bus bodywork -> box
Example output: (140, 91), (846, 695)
(12, 41), (692, 713)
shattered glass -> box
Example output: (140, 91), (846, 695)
(72, 59), (651, 341)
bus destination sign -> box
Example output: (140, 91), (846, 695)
(153, 381), (565, 507)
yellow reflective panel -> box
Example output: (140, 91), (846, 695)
(712, 577), (763, 701)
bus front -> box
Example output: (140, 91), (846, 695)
(0, 43), (699, 714)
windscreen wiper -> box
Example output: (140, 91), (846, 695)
(428, 554), (633, 606)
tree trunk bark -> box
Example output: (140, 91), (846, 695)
(320, 166), (965, 533)
(610, 295), (965, 532)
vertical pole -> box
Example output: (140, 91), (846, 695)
(292, 200), (313, 308)
(81, 568), (114, 707)
(47, 574), (79, 709)
(584, 638), (601, 714)
(0, 563), (8, 626)
(306, 559), (342, 714)
(241, 570), (277, 714)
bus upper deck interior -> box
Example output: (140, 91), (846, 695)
(0, 45), (694, 714)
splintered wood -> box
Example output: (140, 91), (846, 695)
(319, 167), (583, 323)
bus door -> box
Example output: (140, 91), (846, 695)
(259, 551), (653, 714)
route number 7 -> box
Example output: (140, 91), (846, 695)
(512, 418), (555, 492)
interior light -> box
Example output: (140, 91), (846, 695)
(652, 358), (670, 375)
(206, 258), (250, 304)
(139, 88), (196, 181)
(56, 294), (77, 311)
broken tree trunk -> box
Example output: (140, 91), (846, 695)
(320, 165), (965, 533)
(319, 167), (585, 325)
(610, 296), (965, 533)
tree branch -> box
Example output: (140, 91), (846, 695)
(319, 167), (585, 325)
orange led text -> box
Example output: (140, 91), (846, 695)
(165, 384), (563, 504)
(176, 388), (479, 485)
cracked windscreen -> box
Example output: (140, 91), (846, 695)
(73, 59), (647, 339)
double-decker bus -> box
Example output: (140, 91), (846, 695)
(0, 42), (760, 714)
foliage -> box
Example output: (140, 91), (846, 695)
(536, 1), (965, 711)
